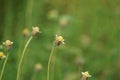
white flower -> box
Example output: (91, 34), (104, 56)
(55, 35), (64, 46)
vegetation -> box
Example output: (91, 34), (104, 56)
(0, 0), (119, 80)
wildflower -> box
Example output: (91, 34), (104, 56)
(75, 56), (84, 66)
(47, 9), (58, 20)
(22, 28), (30, 37)
(3, 40), (13, 50)
(55, 35), (64, 46)
(59, 15), (71, 28)
(82, 71), (91, 80)
(80, 35), (91, 47)
(60, 17), (68, 27)
(34, 63), (42, 72)
(0, 52), (6, 60)
(32, 26), (40, 36)
(17, 27), (35, 80)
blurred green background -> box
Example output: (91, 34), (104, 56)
(0, 0), (120, 80)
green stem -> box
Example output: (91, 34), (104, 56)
(0, 52), (9, 80)
(31, 73), (35, 80)
(16, 36), (33, 80)
(26, 0), (34, 28)
(47, 43), (55, 80)
(31, 71), (36, 80)
(77, 66), (82, 80)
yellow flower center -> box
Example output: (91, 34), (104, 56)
(57, 36), (63, 42)
(0, 52), (4, 58)
(84, 71), (90, 77)
(32, 27), (39, 33)
(5, 40), (13, 46)
(35, 64), (42, 70)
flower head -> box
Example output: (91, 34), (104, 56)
(32, 26), (40, 36)
(22, 28), (30, 37)
(75, 56), (84, 66)
(82, 71), (91, 80)
(80, 35), (91, 47)
(55, 35), (64, 46)
(0, 52), (6, 60)
(47, 9), (58, 20)
(60, 17), (68, 27)
(59, 15), (71, 28)
(3, 40), (13, 50)
(34, 63), (43, 72)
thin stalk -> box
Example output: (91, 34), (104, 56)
(31, 72), (35, 80)
(77, 66), (82, 80)
(47, 43), (55, 80)
(16, 36), (33, 80)
(0, 52), (9, 80)
(26, 0), (34, 28)
(50, 54), (56, 80)
(81, 77), (88, 80)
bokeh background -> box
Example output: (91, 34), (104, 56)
(0, 0), (120, 80)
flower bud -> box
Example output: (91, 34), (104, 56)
(22, 28), (30, 37)
(0, 52), (6, 60)
(34, 63), (42, 72)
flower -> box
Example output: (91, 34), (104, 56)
(0, 52), (6, 59)
(47, 9), (58, 20)
(75, 56), (84, 66)
(3, 40), (13, 50)
(59, 15), (71, 28)
(34, 63), (43, 72)
(60, 17), (68, 27)
(32, 26), (40, 36)
(55, 35), (64, 46)
(80, 35), (91, 47)
(82, 71), (91, 80)
(22, 28), (30, 37)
